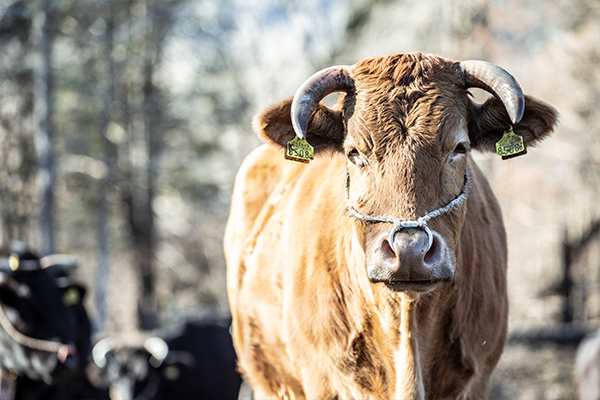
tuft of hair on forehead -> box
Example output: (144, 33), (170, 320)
(351, 53), (462, 90)
(345, 53), (468, 159)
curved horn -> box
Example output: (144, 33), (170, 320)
(290, 66), (354, 139)
(40, 254), (79, 271)
(144, 337), (169, 364)
(92, 337), (116, 368)
(460, 60), (525, 124)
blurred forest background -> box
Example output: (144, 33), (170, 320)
(0, 0), (599, 398)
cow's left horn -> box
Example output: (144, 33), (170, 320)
(91, 337), (114, 368)
(460, 60), (525, 124)
(291, 66), (354, 139)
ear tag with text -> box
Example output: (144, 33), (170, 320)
(285, 136), (314, 164)
(495, 125), (527, 160)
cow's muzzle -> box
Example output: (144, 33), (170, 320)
(368, 228), (454, 292)
(345, 168), (469, 292)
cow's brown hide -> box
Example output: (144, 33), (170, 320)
(225, 53), (557, 399)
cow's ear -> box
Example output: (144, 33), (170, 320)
(253, 97), (346, 155)
(469, 95), (558, 153)
(0, 284), (18, 308)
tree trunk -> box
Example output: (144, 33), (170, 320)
(137, 2), (160, 330)
(32, 0), (54, 256)
(96, 0), (117, 333)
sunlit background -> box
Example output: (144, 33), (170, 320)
(1, 0), (599, 398)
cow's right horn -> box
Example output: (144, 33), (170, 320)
(291, 66), (354, 140)
(460, 60), (525, 124)
(144, 337), (169, 367)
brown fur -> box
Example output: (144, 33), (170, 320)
(225, 53), (558, 399)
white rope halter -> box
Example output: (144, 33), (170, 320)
(345, 168), (471, 251)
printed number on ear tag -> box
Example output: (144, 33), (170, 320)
(285, 136), (314, 164)
(496, 125), (527, 160)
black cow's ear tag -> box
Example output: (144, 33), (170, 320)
(285, 136), (314, 164)
(495, 125), (527, 160)
(63, 287), (81, 306)
(9, 254), (19, 271)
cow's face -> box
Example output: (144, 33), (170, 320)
(343, 58), (472, 292)
(91, 335), (197, 399)
(254, 53), (557, 294)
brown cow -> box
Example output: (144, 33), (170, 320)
(225, 53), (557, 399)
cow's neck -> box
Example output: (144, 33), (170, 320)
(345, 217), (437, 399)
(393, 295), (424, 400)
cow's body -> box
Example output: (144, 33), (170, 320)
(227, 147), (506, 399)
(0, 247), (98, 400)
(225, 53), (557, 399)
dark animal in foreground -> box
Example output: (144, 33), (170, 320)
(225, 53), (558, 399)
(0, 246), (98, 400)
(91, 317), (242, 400)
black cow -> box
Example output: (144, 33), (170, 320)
(91, 317), (242, 400)
(0, 245), (103, 400)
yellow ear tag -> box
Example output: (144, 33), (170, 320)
(285, 136), (314, 164)
(9, 254), (19, 271)
(495, 125), (527, 160)
(63, 287), (81, 306)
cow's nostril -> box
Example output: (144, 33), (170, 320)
(381, 239), (396, 260)
(424, 234), (441, 265)
(57, 344), (78, 364)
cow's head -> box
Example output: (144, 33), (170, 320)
(254, 53), (557, 293)
(0, 246), (81, 383)
(91, 334), (196, 399)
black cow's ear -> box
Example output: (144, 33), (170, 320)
(0, 271), (29, 307)
(469, 95), (558, 153)
(0, 283), (18, 308)
(252, 97), (346, 155)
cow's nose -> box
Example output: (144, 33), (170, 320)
(380, 228), (443, 281)
(58, 344), (79, 370)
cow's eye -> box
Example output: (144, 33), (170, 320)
(453, 143), (468, 156)
(347, 148), (368, 167)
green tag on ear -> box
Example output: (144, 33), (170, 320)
(63, 287), (81, 306)
(285, 136), (314, 164)
(495, 125), (527, 160)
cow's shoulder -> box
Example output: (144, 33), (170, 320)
(233, 144), (284, 202)
(225, 144), (303, 254)
(447, 157), (508, 377)
(224, 144), (303, 316)
(461, 157), (507, 257)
